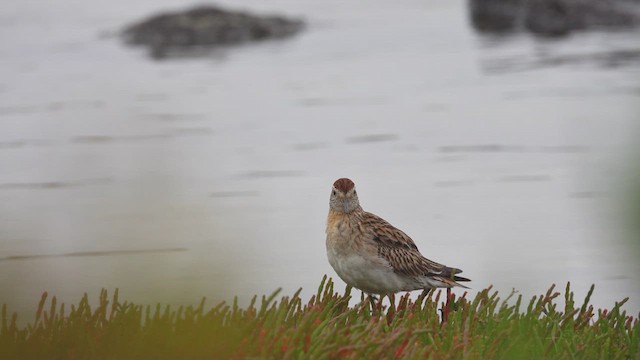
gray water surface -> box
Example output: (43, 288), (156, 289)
(1, 0), (639, 318)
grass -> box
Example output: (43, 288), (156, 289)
(1, 276), (638, 359)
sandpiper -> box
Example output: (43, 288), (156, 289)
(325, 178), (470, 296)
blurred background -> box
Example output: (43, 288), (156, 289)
(1, 0), (639, 319)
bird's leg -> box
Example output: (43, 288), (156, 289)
(376, 294), (386, 314)
(367, 294), (378, 313)
(388, 293), (396, 312)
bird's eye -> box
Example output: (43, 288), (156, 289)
(332, 190), (336, 196)
(353, 190), (357, 195)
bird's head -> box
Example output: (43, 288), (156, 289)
(330, 178), (361, 213)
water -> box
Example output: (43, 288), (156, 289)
(1, 0), (639, 319)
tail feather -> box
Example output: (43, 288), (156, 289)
(442, 267), (471, 289)
(444, 267), (470, 282)
(432, 275), (471, 289)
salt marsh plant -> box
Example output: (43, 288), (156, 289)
(1, 276), (638, 359)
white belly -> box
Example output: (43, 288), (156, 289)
(326, 246), (412, 294)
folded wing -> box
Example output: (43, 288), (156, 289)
(364, 211), (471, 287)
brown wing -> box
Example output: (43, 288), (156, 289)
(362, 211), (419, 252)
(363, 211), (470, 284)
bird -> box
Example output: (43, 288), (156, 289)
(325, 177), (470, 297)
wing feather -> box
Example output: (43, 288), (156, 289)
(363, 211), (470, 285)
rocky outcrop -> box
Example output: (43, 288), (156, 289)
(122, 5), (304, 58)
(469, 0), (640, 37)
(469, 0), (523, 32)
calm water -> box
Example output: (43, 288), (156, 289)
(1, 0), (639, 319)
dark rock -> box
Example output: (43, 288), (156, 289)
(468, 0), (640, 37)
(122, 5), (305, 59)
(469, 0), (523, 32)
(563, 0), (640, 30)
(524, 0), (571, 36)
